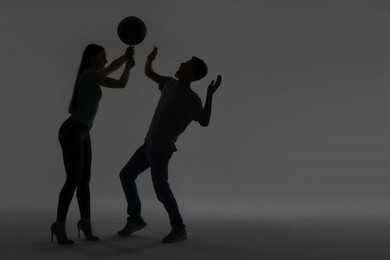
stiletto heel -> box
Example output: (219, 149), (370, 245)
(77, 219), (99, 241)
(50, 222), (74, 244)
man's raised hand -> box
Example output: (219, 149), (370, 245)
(207, 74), (222, 95)
(147, 46), (158, 62)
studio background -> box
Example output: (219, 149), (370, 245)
(1, 0), (389, 228)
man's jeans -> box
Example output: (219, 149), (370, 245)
(120, 143), (185, 228)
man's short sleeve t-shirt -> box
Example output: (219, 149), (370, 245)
(145, 77), (203, 154)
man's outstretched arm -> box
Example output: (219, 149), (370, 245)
(194, 75), (222, 127)
(145, 46), (164, 84)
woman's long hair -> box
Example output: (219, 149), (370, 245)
(68, 44), (104, 114)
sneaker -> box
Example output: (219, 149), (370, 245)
(117, 217), (147, 236)
(162, 227), (187, 243)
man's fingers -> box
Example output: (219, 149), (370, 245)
(148, 46), (158, 60)
(215, 75), (222, 86)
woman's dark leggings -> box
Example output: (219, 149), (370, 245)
(56, 118), (92, 222)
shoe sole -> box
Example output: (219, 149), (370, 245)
(117, 223), (147, 236)
(162, 235), (188, 244)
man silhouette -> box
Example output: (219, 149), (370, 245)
(118, 46), (222, 243)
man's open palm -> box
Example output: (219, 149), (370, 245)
(207, 74), (222, 95)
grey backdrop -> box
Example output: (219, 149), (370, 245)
(1, 0), (390, 221)
(2, 1), (390, 259)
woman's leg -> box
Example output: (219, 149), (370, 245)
(76, 134), (92, 219)
(56, 119), (85, 222)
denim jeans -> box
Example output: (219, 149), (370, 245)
(120, 143), (185, 228)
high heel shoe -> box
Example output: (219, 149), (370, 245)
(77, 219), (100, 241)
(50, 222), (74, 244)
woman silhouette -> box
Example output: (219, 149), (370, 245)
(51, 44), (135, 244)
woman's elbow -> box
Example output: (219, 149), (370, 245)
(117, 80), (129, 88)
(199, 120), (209, 127)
